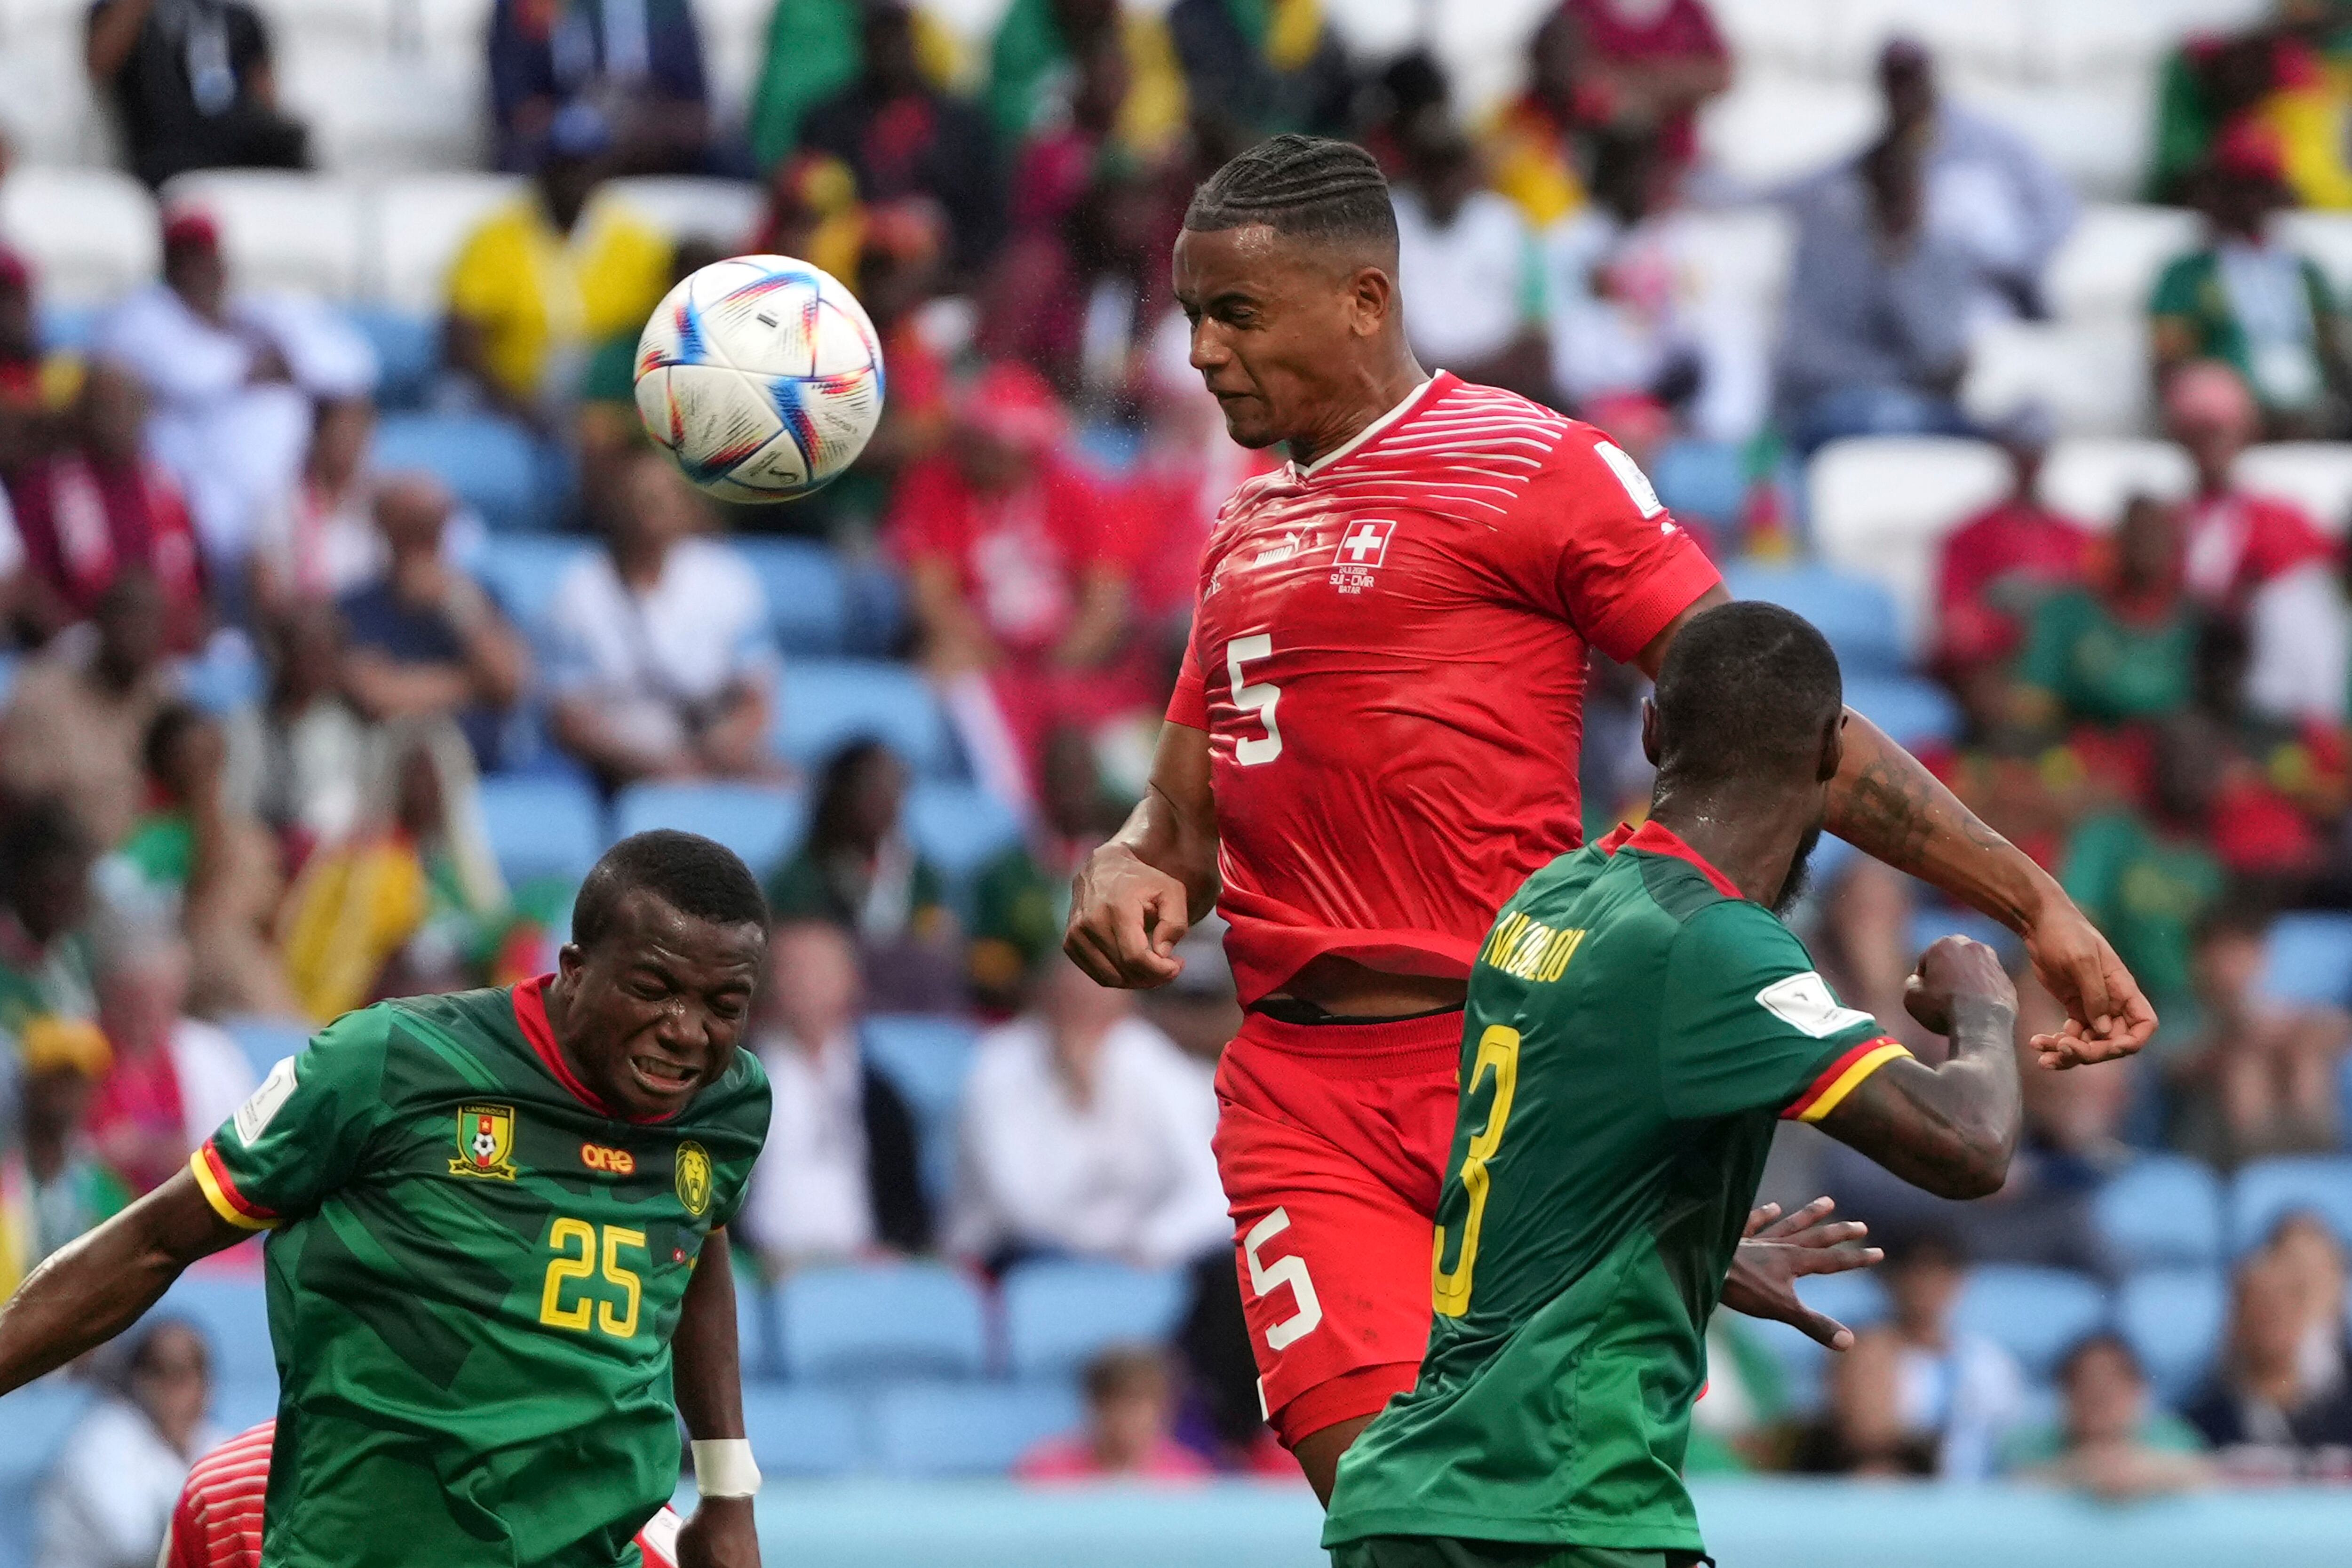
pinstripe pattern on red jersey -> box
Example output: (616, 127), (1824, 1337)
(168, 1420), (275, 1568)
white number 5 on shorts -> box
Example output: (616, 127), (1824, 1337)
(1243, 1208), (1324, 1352)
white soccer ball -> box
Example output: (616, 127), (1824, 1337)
(633, 255), (886, 503)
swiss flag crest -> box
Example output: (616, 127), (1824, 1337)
(1334, 519), (1397, 569)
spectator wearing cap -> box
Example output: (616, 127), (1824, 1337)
(445, 103), (672, 430)
(2001, 1334), (2210, 1498)
(2153, 123), (2351, 439)
(887, 361), (1139, 805)
(487, 0), (715, 176)
(1166, 0), (1352, 145)
(0, 1016), (129, 1297)
(1, 363), (207, 653)
(93, 209), (377, 571)
(34, 1318), (220, 1568)
(800, 2), (1004, 279)
(86, 0), (307, 187)
(1932, 405), (2093, 699)
(2166, 359), (2350, 725)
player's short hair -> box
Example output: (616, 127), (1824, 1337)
(572, 830), (769, 949)
(1183, 134), (1398, 253)
(1650, 601), (1843, 790)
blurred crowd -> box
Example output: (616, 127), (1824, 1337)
(8, 0), (2352, 1551)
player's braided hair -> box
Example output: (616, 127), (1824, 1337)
(1650, 602), (1844, 790)
(1183, 134), (1398, 250)
(573, 829), (770, 948)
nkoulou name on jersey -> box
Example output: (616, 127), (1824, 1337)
(1165, 372), (1721, 1006)
(190, 980), (769, 1568)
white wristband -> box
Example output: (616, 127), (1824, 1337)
(691, 1438), (762, 1498)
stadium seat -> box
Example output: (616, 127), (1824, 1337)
(600, 177), (763, 248)
(2232, 443), (2352, 538)
(476, 774), (605, 885)
(1960, 316), (2153, 438)
(472, 534), (592, 635)
(284, 49), (486, 173)
(776, 660), (956, 778)
(2257, 912), (2352, 1008)
(222, 1015), (312, 1078)
(0, 19), (107, 168)
(735, 538), (850, 656)
(777, 1262), (989, 1381)
(1805, 437), (2010, 641)
(2228, 1155), (2352, 1253)
(0, 1380), (95, 1568)
(349, 304), (438, 408)
(1951, 1265), (2109, 1379)
(2116, 1266), (2228, 1403)
(266, 0), (394, 51)
(0, 167), (161, 305)
(1966, 78), (2153, 200)
(1841, 675), (1960, 751)
(1707, 0), (1836, 75)
(372, 413), (540, 531)
(741, 1384), (866, 1477)
(612, 782), (806, 876)
(1721, 561), (1906, 675)
(863, 1014), (979, 1205)
(903, 782), (1024, 882)
(736, 1274), (778, 1381)
(2095, 1154), (2226, 1270)
(2037, 437), (2194, 528)
(160, 171), (368, 299)
(368, 173), (527, 314)
(1696, 77), (1878, 190)
(156, 1272), (278, 1392)
(1002, 1261), (1190, 1380)
(869, 1381), (1084, 1477)
(2044, 204), (2202, 323)
(2276, 210), (2352, 304)
(397, 0), (497, 65)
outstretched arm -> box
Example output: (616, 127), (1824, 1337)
(1065, 720), (1218, 989)
(1817, 937), (2023, 1200)
(673, 1227), (759, 1568)
(1638, 587), (2155, 1063)
(0, 1170), (247, 1394)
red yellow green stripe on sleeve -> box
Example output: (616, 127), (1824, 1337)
(190, 1142), (280, 1231)
(1781, 1039), (1911, 1123)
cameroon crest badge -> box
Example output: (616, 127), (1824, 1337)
(450, 1104), (520, 1180)
(674, 1141), (712, 1217)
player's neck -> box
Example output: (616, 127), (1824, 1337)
(1647, 793), (1812, 909)
(1287, 353), (1428, 470)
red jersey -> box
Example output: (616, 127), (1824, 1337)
(1167, 372), (1719, 1005)
(2183, 488), (2337, 608)
(885, 451), (1126, 657)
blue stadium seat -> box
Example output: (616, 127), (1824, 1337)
(0, 1381), (95, 1568)
(2117, 1266), (2227, 1404)
(1952, 1265), (2108, 1380)
(741, 1384), (866, 1477)
(222, 1015), (310, 1078)
(2095, 1154), (2225, 1270)
(839, 559), (907, 658)
(903, 782), (1023, 882)
(778, 1263), (989, 1381)
(1841, 674), (1961, 752)
(2257, 913), (2352, 1008)
(1002, 1261), (1189, 1379)
(862, 1015), (978, 1206)
(869, 1381), (1084, 1477)
(348, 304), (437, 409)
(477, 774), (605, 886)
(180, 633), (265, 715)
(736, 539), (849, 656)
(1722, 561), (1906, 676)
(155, 1272), (277, 1393)
(1650, 438), (1747, 529)
(37, 304), (100, 353)
(473, 535), (592, 637)
(2228, 1155), (2352, 1253)
(612, 782), (806, 877)
(736, 1273), (777, 1382)
(373, 414), (541, 532)
(776, 661), (955, 777)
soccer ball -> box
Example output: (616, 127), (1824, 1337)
(633, 255), (886, 503)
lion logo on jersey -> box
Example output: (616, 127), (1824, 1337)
(449, 1104), (520, 1180)
(674, 1141), (713, 1217)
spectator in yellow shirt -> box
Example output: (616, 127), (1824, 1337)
(443, 103), (671, 428)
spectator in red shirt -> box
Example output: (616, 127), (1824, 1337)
(889, 361), (1137, 803)
(1933, 405), (2093, 702)
(3, 360), (206, 652)
(2167, 358), (2349, 724)
(1555, 0), (1732, 175)
(1016, 1345), (1214, 1483)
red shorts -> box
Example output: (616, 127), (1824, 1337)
(1210, 1006), (1463, 1449)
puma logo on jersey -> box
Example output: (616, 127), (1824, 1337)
(1479, 912), (1588, 983)
(1252, 528), (1315, 567)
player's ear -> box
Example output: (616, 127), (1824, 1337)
(556, 941), (586, 981)
(1349, 263), (1395, 337)
(1819, 710), (1846, 784)
(1640, 698), (1660, 766)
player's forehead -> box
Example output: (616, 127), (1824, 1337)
(600, 888), (764, 979)
(1172, 223), (1339, 305)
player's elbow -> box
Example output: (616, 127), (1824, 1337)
(1922, 1120), (2017, 1201)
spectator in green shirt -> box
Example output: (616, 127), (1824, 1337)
(2014, 494), (2202, 734)
(2002, 1332), (2210, 1498)
(967, 724), (1126, 1012)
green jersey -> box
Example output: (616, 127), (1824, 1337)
(190, 979), (771, 1568)
(1323, 821), (1906, 1557)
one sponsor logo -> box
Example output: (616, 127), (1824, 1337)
(1329, 518), (1396, 594)
(580, 1142), (636, 1176)
(675, 1141), (713, 1217)
(449, 1104), (520, 1180)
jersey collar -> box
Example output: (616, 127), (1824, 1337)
(1600, 820), (1747, 901)
(511, 974), (681, 1124)
(1292, 371), (1452, 480)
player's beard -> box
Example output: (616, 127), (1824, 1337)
(1771, 821), (1825, 917)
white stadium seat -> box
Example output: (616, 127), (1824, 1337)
(0, 167), (160, 304)
(2038, 437), (2195, 527)
(254, 0), (392, 53)
(1822, 0), (2031, 80)
(1807, 436), (2011, 642)
(368, 171), (524, 313)
(1708, 0), (1839, 77)
(0, 16), (109, 167)
(387, 0), (495, 65)
(2030, 0), (2267, 86)
(1962, 315), (2153, 438)
(1697, 78), (1878, 193)
(2231, 443), (2352, 538)
(282, 48), (486, 173)
(161, 170), (368, 299)
(599, 177), (763, 251)
(2045, 204), (2202, 323)
(2273, 211), (2352, 304)
(1429, 0), (1552, 127)
(1968, 78), (2153, 201)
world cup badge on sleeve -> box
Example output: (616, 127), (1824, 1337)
(449, 1104), (521, 1180)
